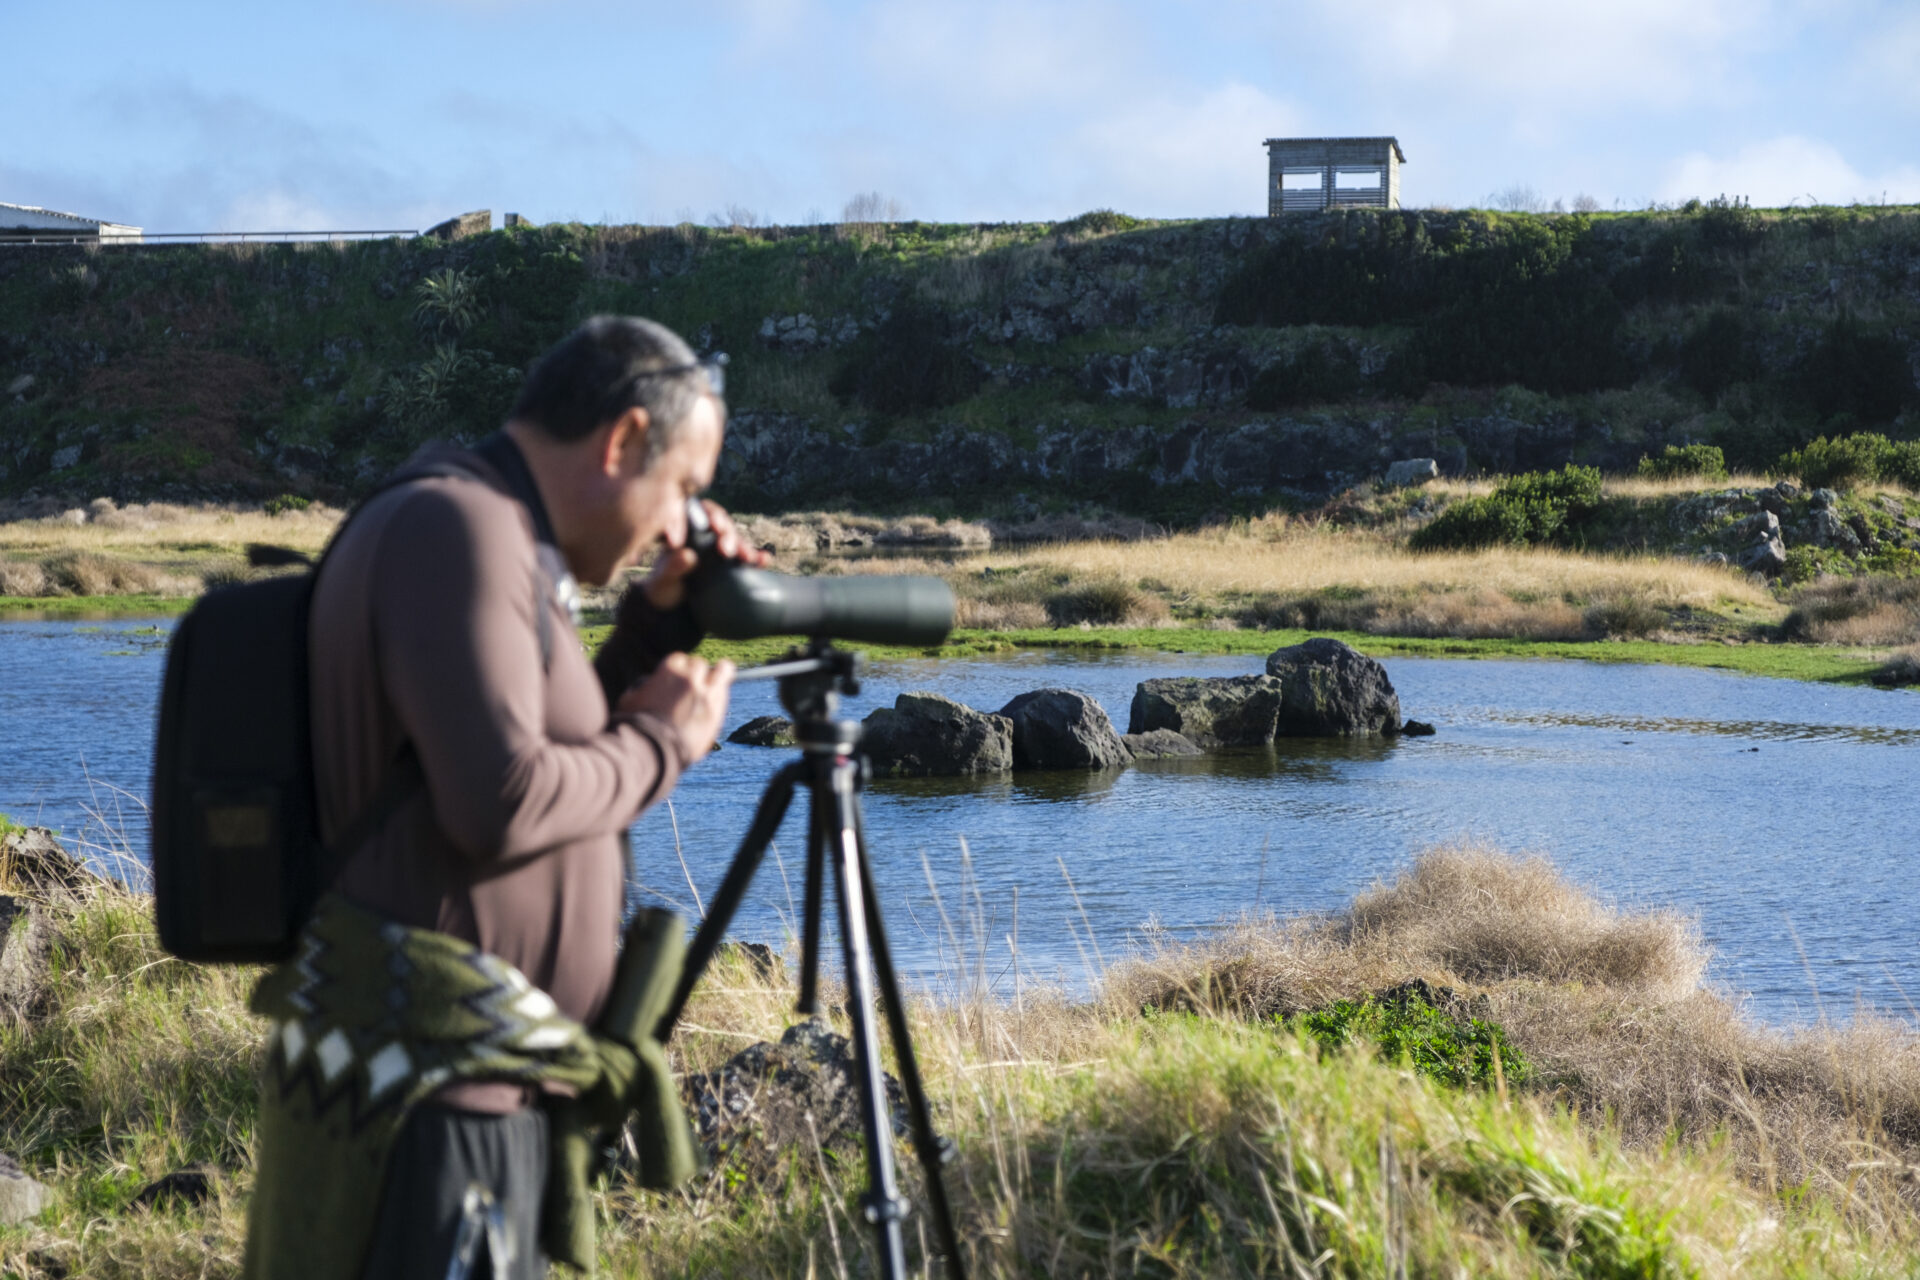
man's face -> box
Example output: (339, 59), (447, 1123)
(574, 394), (724, 585)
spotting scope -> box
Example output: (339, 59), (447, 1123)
(683, 499), (955, 647)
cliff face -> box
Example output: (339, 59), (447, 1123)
(2, 206), (1916, 518)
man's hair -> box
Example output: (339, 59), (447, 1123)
(511, 315), (712, 455)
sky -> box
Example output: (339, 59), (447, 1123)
(5, 0), (1919, 233)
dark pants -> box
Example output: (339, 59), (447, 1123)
(361, 1103), (550, 1280)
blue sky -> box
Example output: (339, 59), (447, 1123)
(7, 0), (1919, 232)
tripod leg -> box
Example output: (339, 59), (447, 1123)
(797, 793), (828, 1016)
(850, 796), (968, 1280)
(825, 757), (910, 1280)
(655, 760), (803, 1042)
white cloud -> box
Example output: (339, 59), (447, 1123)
(1659, 134), (1920, 206)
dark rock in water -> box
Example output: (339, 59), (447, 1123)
(996, 688), (1130, 769)
(0, 1153), (51, 1224)
(861, 692), (1012, 777)
(726, 714), (795, 747)
(132, 1166), (218, 1210)
(1121, 728), (1204, 758)
(675, 1018), (907, 1182)
(1264, 637), (1401, 737)
(1401, 720), (1437, 737)
(1128, 675), (1284, 747)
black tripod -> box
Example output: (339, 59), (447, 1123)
(655, 642), (965, 1280)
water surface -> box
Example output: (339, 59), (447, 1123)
(4, 618), (1916, 1025)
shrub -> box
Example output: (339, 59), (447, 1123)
(1676, 310), (1757, 399)
(1214, 212), (1629, 394)
(1777, 433), (1891, 490)
(1044, 577), (1169, 626)
(1637, 443), (1728, 481)
(1583, 592), (1664, 639)
(1409, 465), (1603, 552)
(1693, 194), (1766, 255)
(829, 302), (980, 416)
(1497, 463), (1603, 513)
(1796, 315), (1916, 424)
(1882, 441), (1920, 491)
(1245, 343), (1361, 409)
(1055, 209), (1143, 237)
(263, 494), (311, 517)
(1295, 990), (1530, 1091)
(1408, 494), (1533, 550)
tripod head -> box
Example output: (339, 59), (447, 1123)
(734, 641), (866, 749)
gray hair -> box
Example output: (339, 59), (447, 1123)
(511, 315), (716, 457)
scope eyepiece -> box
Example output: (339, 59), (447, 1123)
(681, 498), (955, 647)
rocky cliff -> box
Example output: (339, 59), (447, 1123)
(2, 204), (1916, 518)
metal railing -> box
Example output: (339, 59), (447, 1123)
(0, 228), (419, 247)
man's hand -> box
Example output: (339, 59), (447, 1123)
(645, 500), (771, 611)
(615, 651), (735, 764)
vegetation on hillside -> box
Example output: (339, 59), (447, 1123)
(2, 205), (1916, 518)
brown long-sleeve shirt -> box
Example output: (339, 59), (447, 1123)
(309, 444), (686, 1111)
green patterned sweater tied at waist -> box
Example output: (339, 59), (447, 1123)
(243, 893), (698, 1279)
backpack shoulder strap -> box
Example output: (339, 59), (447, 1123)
(314, 437), (568, 875)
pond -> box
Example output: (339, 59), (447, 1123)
(3, 617), (1916, 1026)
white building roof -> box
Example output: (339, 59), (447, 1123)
(0, 202), (143, 235)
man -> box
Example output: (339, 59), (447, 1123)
(244, 316), (764, 1278)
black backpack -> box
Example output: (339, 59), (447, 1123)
(151, 438), (566, 963)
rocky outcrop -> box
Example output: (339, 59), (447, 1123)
(0, 1154), (50, 1224)
(1128, 676), (1285, 747)
(726, 715), (795, 747)
(1384, 458), (1439, 487)
(1265, 638), (1402, 737)
(0, 825), (101, 897)
(677, 1019), (906, 1183)
(0, 896), (57, 1022)
(861, 692), (1012, 777)
(1121, 728), (1204, 758)
(995, 689), (1130, 769)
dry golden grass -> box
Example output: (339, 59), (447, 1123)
(1786, 577), (1920, 647)
(0, 499), (340, 598)
(979, 524), (1771, 608)
(1113, 845), (1920, 1237)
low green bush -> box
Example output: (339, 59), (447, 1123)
(1638, 443), (1728, 481)
(1245, 343), (1362, 409)
(1881, 441), (1920, 491)
(263, 494), (311, 517)
(1055, 209), (1144, 236)
(1409, 495), (1535, 550)
(1294, 989), (1530, 1091)
(1410, 465), (1603, 552)
(1777, 433), (1892, 490)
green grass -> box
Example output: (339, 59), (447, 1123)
(0, 594), (196, 620)
(5, 860), (1918, 1278)
(1289, 989), (1532, 1091)
(610, 625), (1895, 686)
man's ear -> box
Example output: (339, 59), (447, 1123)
(601, 407), (650, 477)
